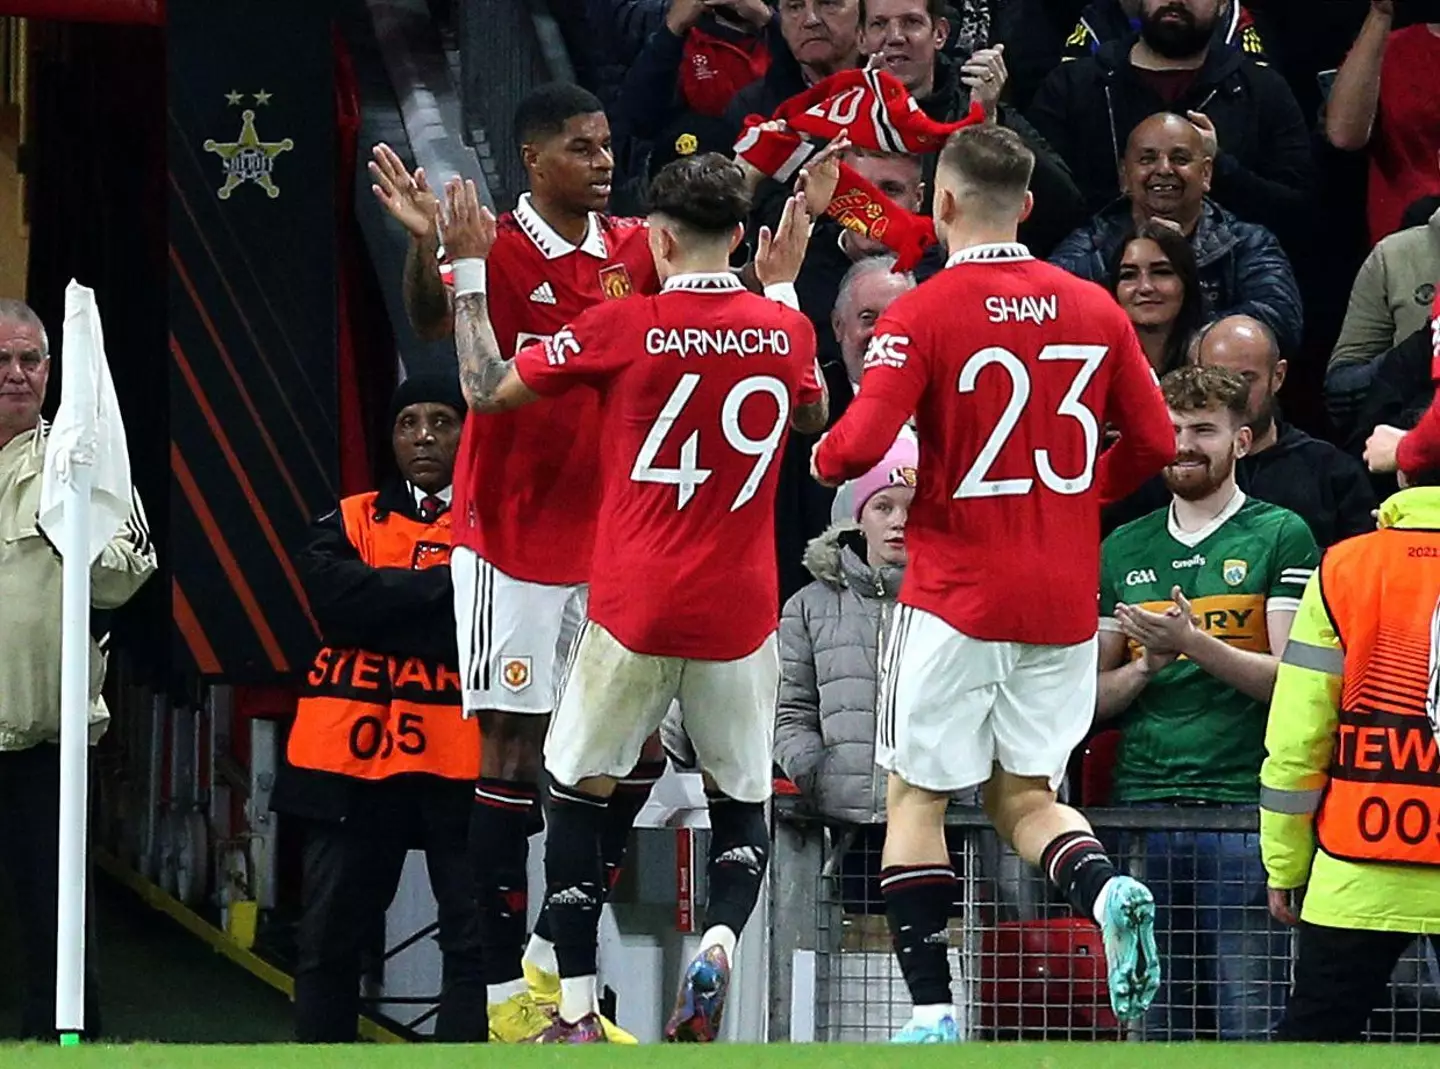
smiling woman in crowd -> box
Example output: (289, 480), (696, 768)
(1110, 222), (1205, 375)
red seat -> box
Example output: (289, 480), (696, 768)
(977, 918), (1123, 1039)
(1079, 729), (1122, 806)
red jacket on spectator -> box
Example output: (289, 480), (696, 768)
(1362, 23), (1440, 245)
(681, 20), (770, 118)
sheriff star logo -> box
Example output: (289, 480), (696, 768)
(204, 105), (294, 200)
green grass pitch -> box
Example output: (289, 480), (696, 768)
(1, 1045), (1436, 1068)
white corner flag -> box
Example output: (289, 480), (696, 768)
(37, 280), (134, 1041)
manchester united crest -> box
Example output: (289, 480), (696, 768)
(501, 656), (532, 693)
(599, 264), (634, 301)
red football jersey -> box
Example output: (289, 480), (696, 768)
(450, 194), (660, 584)
(514, 273), (822, 659)
(815, 244), (1174, 646)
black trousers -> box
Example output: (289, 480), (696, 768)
(0, 744), (102, 1040)
(293, 775), (486, 1042)
(1277, 921), (1440, 1041)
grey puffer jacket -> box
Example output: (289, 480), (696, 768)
(774, 523), (902, 825)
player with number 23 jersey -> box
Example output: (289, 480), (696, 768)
(816, 245), (1175, 647)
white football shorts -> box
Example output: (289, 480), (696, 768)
(452, 546), (582, 716)
(544, 620), (778, 804)
(875, 605), (1097, 793)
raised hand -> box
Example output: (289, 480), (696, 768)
(796, 130), (851, 218)
(439, 177), (497, 261)
(1186, 111), (1219, 159)
(754, 189), (812, 287)
(961, 44), (1008, 120)
(370, 143), (440, 240)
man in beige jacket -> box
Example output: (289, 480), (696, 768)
(0, 297), (155, 1038)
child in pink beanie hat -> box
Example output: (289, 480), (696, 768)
(831, 427), (918, 524)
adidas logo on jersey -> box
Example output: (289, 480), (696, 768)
(529, 281), (557, 305)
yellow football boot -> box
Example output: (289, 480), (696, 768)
(487, 990), (552, 1043)
(522, 959), (638, 1044)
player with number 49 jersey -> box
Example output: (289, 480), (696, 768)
(515, 274), (821, 660)
(815, 246), (1175, 646)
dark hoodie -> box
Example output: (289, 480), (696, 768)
(1062, 0), (1263, 63)
(1027, 34), (1315, 250)
(1103, 421), (1377, 550)
(915, 53), (1088, 259)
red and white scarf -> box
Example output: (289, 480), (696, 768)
(733, 66), (985, 270)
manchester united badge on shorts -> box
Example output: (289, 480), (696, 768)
(599, 264), (634, 301)
(501, 656), (533, 693)
(203, 90), (294, 200)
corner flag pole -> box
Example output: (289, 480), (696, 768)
(42, 280), (130, 1045)
(56, 450), (94, 1045)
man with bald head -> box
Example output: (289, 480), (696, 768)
(1051, 111), (1303, 355)
(832, 256), (915, 389)
(1105, 314), (1375, 545)
(1028, 0), (1313, 245)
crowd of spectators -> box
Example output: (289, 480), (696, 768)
(537, 0), (1440, 1039)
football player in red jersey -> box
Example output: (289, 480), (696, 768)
(812, 123), (1176, 1041)
(439, 155), (824, 1043)
(371, 84), (655, 1043)
(371, 85), (843, 1042)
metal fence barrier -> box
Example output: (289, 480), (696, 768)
(769, 802), (1440, 1043)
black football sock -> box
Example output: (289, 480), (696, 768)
(600, 760), (666, 894)
(1040, 830), (1117, 923)
(702, 795), (770, 940)
(541, 781), (610, 988)
(881, 864), (956, 1007)
(470, 777), (538, 993)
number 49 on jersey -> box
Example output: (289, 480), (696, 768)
(630, 372), (792, 511)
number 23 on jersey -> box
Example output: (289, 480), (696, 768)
(865, 334), (1108, 499)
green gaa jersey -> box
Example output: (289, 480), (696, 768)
(1099, 491), (1320, 803)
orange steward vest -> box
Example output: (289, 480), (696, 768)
(287, 491), (480, 781)
(1315, 528), (1440, 866)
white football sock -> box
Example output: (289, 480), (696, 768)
(559, 975), (598, 1024)
(912, 1002), (956, 1026)
(523, 932), (559, 976)
(487, 977), (528, 1006)
(699, 923), (738, 962)
(1092, 875), (1117, 926)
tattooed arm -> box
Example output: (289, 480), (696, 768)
(366, 144), (455, 340)
(442, 177), (540, 413)
(452, 290), (538, 413)
(404, 231), (455, 341)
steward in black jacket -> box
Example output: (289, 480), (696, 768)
(270, 375), (485, 1044)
